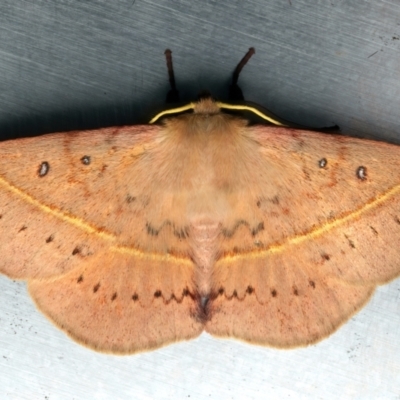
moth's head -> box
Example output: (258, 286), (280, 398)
(149, 48), (338, 133)
(149, 96), (288, 127)
(149, 47), (284, 126)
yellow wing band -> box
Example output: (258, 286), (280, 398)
(0, 174), (191, 263)
(222, 182), (400, 262)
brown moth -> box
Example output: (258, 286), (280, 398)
(0, 48), (399, 355)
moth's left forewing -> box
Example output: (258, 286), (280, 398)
(206, 125), (400, 347)
(218, 126), (400, 284)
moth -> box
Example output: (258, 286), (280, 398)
(0, 48), (399, 354)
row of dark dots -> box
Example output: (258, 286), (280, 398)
(41, 228), (386, 261)
(76, 275), (192, 302)
(318, 158), (367, 181)
(37, 156), (91, 177)
(322, 225), (378, 262)
(216, 281), (316, 299)
(319, 225), (379, 268)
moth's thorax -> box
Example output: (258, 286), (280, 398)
(160, 109), (254, 219)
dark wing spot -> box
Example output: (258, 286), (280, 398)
(293, 286), (299, 296)
(154, 290), (162, 298)
(344, 234), (356, 249)
(232, 290), (238, 298)
(309, 280), (316, 289)
(246, 286), (254, 294)
(256, 200), (261, 208)
(146, 223), (158, 236)
(271, 196), (280, 205)
(174, 226), (189, 239)
(218, 287), (224, 295)
(394, 216), (400, 225)
(271, 289), (277, 297)
(45, 234), (54, 243)
(77, 275), (83, 283)
(252, 221), (264, 236)
(356, 166), (367, 181)
(318, 158), (327, 168)
(72, 247), (81, 256)
(132, 293), (139, 301)
(126, 194), (136, 204)
(111, 292), (117, 301)
(321, 253), (330, 261)
(18, 226), (27, 232)
(38, 161), (49, 177)
(93, 283), (100, 293)
(370, 226), (378, 235)
(80, 155), (91, 165)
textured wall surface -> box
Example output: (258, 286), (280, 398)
(0, 1), (399, 399)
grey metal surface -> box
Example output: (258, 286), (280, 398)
(0, 1), (399, 398)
